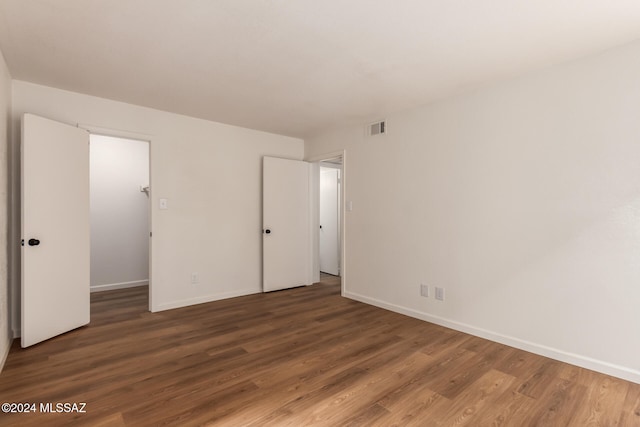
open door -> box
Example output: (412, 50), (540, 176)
(21, 114), (90, 347)
(263, 156), (310, 292)
(319, 167), (340, 275)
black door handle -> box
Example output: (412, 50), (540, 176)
(264, 229), (271, 234)
(28, 238), (40, 246)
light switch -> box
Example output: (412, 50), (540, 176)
(346, 201), (353, 212)
(159, 198), (168, 210)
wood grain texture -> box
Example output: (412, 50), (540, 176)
(0, 274), (638, 426)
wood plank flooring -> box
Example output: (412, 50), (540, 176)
(0, 275), (638, 426)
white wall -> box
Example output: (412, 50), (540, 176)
(90, 134), (149, 290)
(0, 50), (11, 370)
(305, 39), (640, 383)
(9, 81), (303, 334)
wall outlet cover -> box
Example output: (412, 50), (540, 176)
(420, 284), (429, 297)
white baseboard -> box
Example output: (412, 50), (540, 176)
(90, 280), (148, 293)
(0, 337), (12, 373)
(343, 290), (640, 385)
(152, 288), (259, 312)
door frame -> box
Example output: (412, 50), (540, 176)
(79, 123), (154, 312)
(306, 150), (346, 296)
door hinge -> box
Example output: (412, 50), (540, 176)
(150, 232), (152, 237)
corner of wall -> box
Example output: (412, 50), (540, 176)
(0, 47), (13, 372)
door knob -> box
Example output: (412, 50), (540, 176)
(264, 229), (271, 234)
(28, 238), (40, 246)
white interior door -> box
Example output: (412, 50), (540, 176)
(319, 167), (340, 275)
(263, 156), (310, 292)
(21, 113), (90, 347)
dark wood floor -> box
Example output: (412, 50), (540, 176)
(0, 276), (639, 426)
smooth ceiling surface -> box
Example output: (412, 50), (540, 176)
(1, 1), (640, 137)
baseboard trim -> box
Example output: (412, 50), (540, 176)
(344, 290), (640, 384)
(153, 288), (259, 312)
(0, 337), (12, 373)
(91, 280), (148, 293)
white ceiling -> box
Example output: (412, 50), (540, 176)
(1, 1), (640, 138)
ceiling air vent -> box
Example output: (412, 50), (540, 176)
(368, 120), (386, 136)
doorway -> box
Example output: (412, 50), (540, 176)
(319, 161), (341, 276)
(89, 134), (150, 298)
(309, 153), (344, 292)
(20, 114), (153, 347)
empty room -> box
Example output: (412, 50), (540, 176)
(0, 1), (640, 425)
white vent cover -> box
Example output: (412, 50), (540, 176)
(368, 120), (386, 136)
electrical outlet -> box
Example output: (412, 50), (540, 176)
(420, 284), (429, 298)
(191, 272), (199, 284)
(435, 287), (445, 301)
